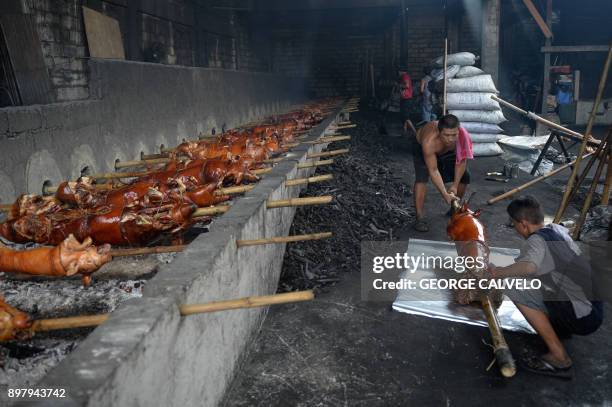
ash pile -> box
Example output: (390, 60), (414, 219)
(279, 113), (415, 291)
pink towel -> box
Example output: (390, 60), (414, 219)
(456, 127), (474, 164)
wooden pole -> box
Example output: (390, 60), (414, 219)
(236, 232), (332, 247)
(178, 290), (314, 316)
(110, 245), (187, 257)
(266, 196), (333, 209)
(90, 171), (150, 180)
(109, 232), (332, 256)
(554, 43), (612, 223)
(564, 130), (611, 206)
(492, 95), (599, 145)
(306, 135), (351, 144)
(215, 185), (255, 195)
(115, 157), (172, 169)
(193, 205), (231, 217)
(297, 159), (334, 169)
(487, 152), (595, 205)
(334, 124), (357, 130)
(285, 174), (333, 187)
(573, 142), (611, 240)
(601, 149), (612, 205)
(481, 295), (516, 378)
(307, 148), (349, 159)
(443, 38), (448, 115)
(29, 291), (314, 333)
(43, 183), (114, 195)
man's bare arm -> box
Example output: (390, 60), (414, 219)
(450, 159), (467, 194)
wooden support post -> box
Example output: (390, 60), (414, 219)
(554, 43), (612, 223)
(573, 142), (611, 240)
(443, 37), (448, 115)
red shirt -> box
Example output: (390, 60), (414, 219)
(400, 72), (413, 99)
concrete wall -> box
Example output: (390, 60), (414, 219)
(32, 110), (343, 407)
(0, 58), (305, 203)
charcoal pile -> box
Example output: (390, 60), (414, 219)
(279, 114), (415, 291)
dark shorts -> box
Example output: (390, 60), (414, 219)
(411, 138), (471, 184)
(544, 300), (603, 337)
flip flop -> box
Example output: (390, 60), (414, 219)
(413, 218), (429, 232)
(519, 355), (573, 380)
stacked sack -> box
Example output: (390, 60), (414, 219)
(431, 52), (507, 156)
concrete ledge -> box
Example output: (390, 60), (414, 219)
(29, 106), (345, 406)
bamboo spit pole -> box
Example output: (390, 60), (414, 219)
(306, 135), (351, 144)
(333, 124), (357, 130)
(266, 195), (333, 209)
(491, 95), (599, 145)
(554, 43), (612, 223)
(0, 204), (11, 211)
(91, 171), (150, 180)
(284, 174), (333, 187)
(297, 159), (334, 169)
(236, 232), (332, 247)
(213, 174), (334, 196)
(307, 148), (349, 159)
(109, 232), (333, 257)
(481, 295), (516, 378)
(192, 196), (333, 217)
(29, 291), (314, 333)
(487, 152), (596, 205)
(115, 157), (172, 169)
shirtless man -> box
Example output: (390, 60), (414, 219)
(412, 114), (471, 232)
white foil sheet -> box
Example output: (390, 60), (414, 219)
(392, 238), (536, 334)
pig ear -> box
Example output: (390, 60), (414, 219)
(474, 209), (481, 217)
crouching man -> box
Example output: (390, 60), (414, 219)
(489, 196), (603, 379)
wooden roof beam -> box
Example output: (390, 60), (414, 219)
(522, 0), (553, 39)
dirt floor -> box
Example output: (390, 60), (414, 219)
(225, 110), (612, 407)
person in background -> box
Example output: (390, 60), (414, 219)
(490, 196), (603, 379)
(412, 114), (472, 232)
(398, 69), (416, 135)
(420, 67), (436, 123)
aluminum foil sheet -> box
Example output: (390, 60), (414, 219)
(392, 238), (536, 334)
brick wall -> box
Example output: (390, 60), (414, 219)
(18, 0), (272, 103)
(24, 0), (90, 102)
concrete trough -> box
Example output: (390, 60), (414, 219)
(24, 107), (347, 407)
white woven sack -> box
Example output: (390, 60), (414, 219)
(460, 122), (503, 133)
(446, 92), (501, 111)
(455, 66), (485, 78)
(447, 75), (498, 93)
(470, 133), (506, 143)
(433, 52), (477, 67)
(473, 142), (503, 156)
(450, 109), (507, 124)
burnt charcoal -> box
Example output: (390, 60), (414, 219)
(279, 113), (415, 291)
